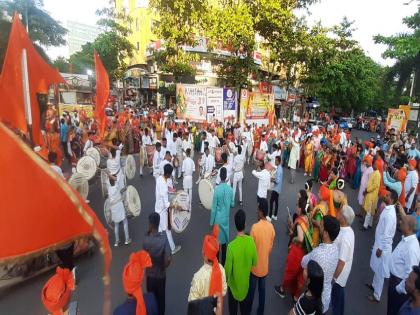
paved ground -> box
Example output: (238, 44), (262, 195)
(0, 130), (395, 315)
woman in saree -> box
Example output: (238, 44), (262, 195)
(352, 145), (363, 189)
(312, 185), (330, 247)
(319, 147), (332, 183)
(304, 135), (314, 176)
(313, 145), (324, 182)
(276, 194), (313, 301)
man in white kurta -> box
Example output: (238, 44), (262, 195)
(152, 142), (163, 179)
(182, 148), (195, 209)
(241, 126), (253, 164)
(368, 189), (397, 302)
(155, 163), (180, 254)
(200, 147), (215, 178)
(106, 143), (124, 191)
(232, 145), (245, 206)
(175, 133), (184, 179)
(288, 137), (300, 184)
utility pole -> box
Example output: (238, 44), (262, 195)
(24, 0), (29, 33)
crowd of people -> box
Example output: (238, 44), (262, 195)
(31, 106), (420, 315)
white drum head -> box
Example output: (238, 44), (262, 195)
(170, 190), (191, 233)
(103, 198), (113, 229)
(76, 156), (97, 180)
(68, 173), (89, 200)
(100, 170), (108, 198)
(124, 185), (141, 217)
(198, 179), (214, 210)
(124, 154), (136, 180)
(86, 147), (100, 166)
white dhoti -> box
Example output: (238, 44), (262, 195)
(183, 175), (193, 209)
(232, 171), (244, 204)
(370, 246), (392, 300)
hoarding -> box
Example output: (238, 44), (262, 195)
(240, 89), (275, 126)
(223, 88), (237, 120)
(387, 108), (408, 132)
(206, 87), (224, 122)
(176, 84), (207, 122)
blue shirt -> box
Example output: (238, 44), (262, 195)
(273, 166), (283, 193)
(411, 213), (420, 239)
(398, 299), (420, 315)
(60, 123), (68, 142)
(113, 293), (158, 315)
(408, 148), (420, 160)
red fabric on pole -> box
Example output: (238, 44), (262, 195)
(0, 14), (64, 145)
(0, 122), (111, 275)
(94, 51), (110, 139)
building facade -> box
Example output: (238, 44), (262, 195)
(67, 20), (102, 55)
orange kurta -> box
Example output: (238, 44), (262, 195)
(47, 132), (63, 167)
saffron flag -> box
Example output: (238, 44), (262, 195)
(94, 51), (110, 139)
(0, 121), (111, 274)
(0, 14), (64, 145)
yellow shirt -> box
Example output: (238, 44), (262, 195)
(250, 219), (275, 277)
(188, 263), (227, 301)
(217, 127), (224, 139)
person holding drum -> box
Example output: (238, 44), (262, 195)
(210, 167), (234, 265)
(182, 148), (195, 209)
(160, 151), (174, 188)
(107, 143), (125, 192)
(216, 153), (232, 186)
(108, 175), (131, 247)
(175, 132), (184, 180)
(197, 145), (214, 184)
(155, 163), (181, 255)
(232, 145), (246, 206)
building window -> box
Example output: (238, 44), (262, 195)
(137, 42), (140, 50)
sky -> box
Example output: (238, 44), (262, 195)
(43, 0), (418, 66)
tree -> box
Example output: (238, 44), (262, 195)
(374, 7), (420, 103)
(0, 0), (67, 71)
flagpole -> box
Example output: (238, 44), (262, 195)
(21, 48), (33, 145)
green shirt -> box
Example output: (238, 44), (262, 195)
(224, 234), (258, 301)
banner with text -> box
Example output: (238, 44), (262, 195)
(223, 88), (237, 120)
(176, 84), (207, 122)
(387, 108), (408, 132)
(240, 89), (275, 126)
(206, 87), (224, 122)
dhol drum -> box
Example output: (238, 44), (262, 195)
(198, 172), (217, 210)
(123, 185), (141, 218)
(103, 198), (113, 229)
(85, 147), (100, 166)
(146, 145), (155, 167)
(68, 173), (89, 200)
(169, 190), (191, 233)
(76, 156), (97, 180)
(123, 154), (136, 180)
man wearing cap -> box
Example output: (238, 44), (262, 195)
(405, 160), (419, 211)
(188, 225), (227, 302)
(41, 267), (75, 315)
(362, 157), (381, 230)
(114, 250), (158, 315)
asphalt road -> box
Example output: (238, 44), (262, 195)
(0, 129), (392, 315)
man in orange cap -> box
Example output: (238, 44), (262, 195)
(41, 267), (75, 315)
(405, 159), (419, 211)
(114, 250), (158, 315)
(188, 225), (227, 302)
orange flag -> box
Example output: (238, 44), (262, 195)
(0, 14), (65, 145)
(0, 121), (111, 288)
(94, 50), (110, 139)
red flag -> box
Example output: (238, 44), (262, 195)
(0, 14), (65, 145)
(94, 51), (110, 139)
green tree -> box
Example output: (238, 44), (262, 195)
(374, 7), (420, 103)
(0, 0), (67, 71)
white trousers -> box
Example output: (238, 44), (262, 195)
(372, 271), (384, 300)
(166, 230), (175, 252)
(364, 213), (373, 228)
(232, 177), (243, 203)
(139, 165), (143, 175)
(184, 187), (193, 209)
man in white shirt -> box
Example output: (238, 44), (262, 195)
(216, 153), (232, 186)
(367, 189), (398, 302)
(155, 163), (180, 255)
(182, 132), (193, 157)
(332, 205), (355, 315)
(232, 145), (245, 206)
(175, 133), (183, 179)
(301, 215), (340, 314)
(339, 128), (347, 147)
(82, 132), (94, 155)
(241, 126), (253, 164)
(107, 144), (124, 191)
(48, 152), (64, 178)
(182, 148), (195, 209)
(198, 146), (215, 183)
(405, 160), (419, 211)
(209, 131), (220, 156)
(152, 142), (163, 179)
(252, 160), (271, 204)
(387, 214), (420, 315)
(259, 133), (268, 153)
(268, 143), (281, 168)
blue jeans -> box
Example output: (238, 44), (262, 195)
(331, 282), (345, 315)
(248, 274), (266, 315)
